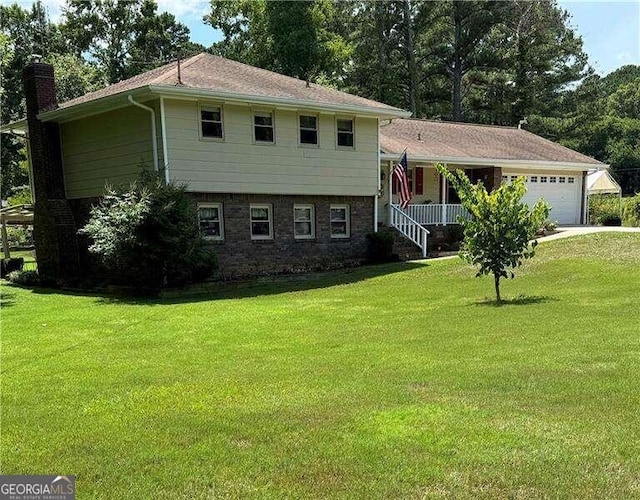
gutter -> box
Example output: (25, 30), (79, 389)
(127, 95), (159, 173)
(379, 153), (607, 171)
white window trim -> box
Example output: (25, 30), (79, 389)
(336, 117), (355, 150)
(293, 204), (315, 239)
(330, 204), (350, 239)
(198, 103), (224, 141)
(197, 202), (224, 241)
(298, 113), (319, 148)
(250, 203), (274, 240)
(252, 109), (276, 145)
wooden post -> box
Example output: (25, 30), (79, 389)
(1, 219), (10, 259)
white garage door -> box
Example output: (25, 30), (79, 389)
(504, 173), (582, 225)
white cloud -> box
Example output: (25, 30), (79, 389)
(155, 0), (209, 19)
(5, 0), (210, 23)
(615, 51), (632, 62)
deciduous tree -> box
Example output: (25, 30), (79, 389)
(436, 164), (549, 303)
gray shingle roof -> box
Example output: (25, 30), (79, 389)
(381, 118), (603, 166)
(58, 53), (404, 113)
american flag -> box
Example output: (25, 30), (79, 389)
(393, 150), (412, 209)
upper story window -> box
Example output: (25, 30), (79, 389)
(200, 106), (223, 139)
(336, 118), (354, 148)
(198, 203), (224, 240)
(299, 115), (318, 146)
(254, 111), (274, 143)
(250, 204), (273, 240)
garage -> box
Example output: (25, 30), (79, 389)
(504, 173), (582, 225)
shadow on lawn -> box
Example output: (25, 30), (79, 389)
(473, 294), (558, 307)
(0, 290), (16, 307)
(26, 261), (428, 305)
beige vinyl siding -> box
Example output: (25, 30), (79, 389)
(164, 100), (379, 196)
(62, 105), (156, 199)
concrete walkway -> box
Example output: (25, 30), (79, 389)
(536, 225), (640, 242)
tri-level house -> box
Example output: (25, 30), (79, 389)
(3, 53), (605, 281)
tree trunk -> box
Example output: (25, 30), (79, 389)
(403, 0), (417, 116)
(452, 2), (463, 121)
(494, 273), (501, 303)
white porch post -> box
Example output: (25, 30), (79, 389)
(440, 172), (447, 226)
(388, 160), (393, 225)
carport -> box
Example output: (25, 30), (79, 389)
(0, 204), (34, 259)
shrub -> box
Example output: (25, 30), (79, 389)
(366, 230), (396, 263)
(7, 269), (40, 286)
(540, 219), (558, 233)
(4, 226), (34, 247)
(601, 213), (622, 226)
(622, 194), (640, 226)
(80, 173), (217, 291)
(1, 257), (24, 277)
(588, 194), (621, 225)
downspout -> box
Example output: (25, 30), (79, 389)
(374, 117), (380, 232)
(159, 97), (170, 184)
(127, 95), (158, 173)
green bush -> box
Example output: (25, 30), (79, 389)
(588, 194), (621, 225)
(366, 230), (396, 263)
(622, 194), (640, 226)
(80, 173), (217, 291)
(7, 269), (39, 286)
(601, 213), (622, 226)
(3, 226), (33, 247)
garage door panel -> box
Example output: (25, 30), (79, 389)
(504, 173), (581, 224)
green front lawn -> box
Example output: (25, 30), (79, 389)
(2, 233), (639, 498)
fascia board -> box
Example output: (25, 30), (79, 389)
(37, 88), (152, 123)
(379, 153), (607, 171)
(147, 85), (411, 119)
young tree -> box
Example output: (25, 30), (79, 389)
(436, 164), (550, 303)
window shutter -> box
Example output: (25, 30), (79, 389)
(392, 176), (397, 194)
(415, 167), (423, 195)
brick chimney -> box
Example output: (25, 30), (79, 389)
(23, 58), (80, 283)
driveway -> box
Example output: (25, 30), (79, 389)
(537, 225), (640, 242)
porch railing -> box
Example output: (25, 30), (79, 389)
(405, 204), (469, 226)
(390, 204), (429, 258)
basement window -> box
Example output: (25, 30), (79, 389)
(198, 203), (224, 240)
(294, 204), (315, 239)
(330, 205), (350, 238)
(250, 204), (273, 240)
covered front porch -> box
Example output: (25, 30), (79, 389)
(378, 161), (500, 226)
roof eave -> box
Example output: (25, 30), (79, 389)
(380, 152), (607, 170)
(147, 85), (411, 119)
(37, 87), (152, 123)
(0, 119), (28, 134)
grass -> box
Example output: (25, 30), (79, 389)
(2, 233), (640, 499)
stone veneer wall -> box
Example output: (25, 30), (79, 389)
(192, 193), (374, 278)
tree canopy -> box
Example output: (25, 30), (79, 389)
(1, 0), (638, 198)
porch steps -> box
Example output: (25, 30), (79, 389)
(391, 228), (428, 261)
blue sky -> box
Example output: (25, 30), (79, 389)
(10, 0), (640, 77)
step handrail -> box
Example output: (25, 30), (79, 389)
(390, 204), (430, 258)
